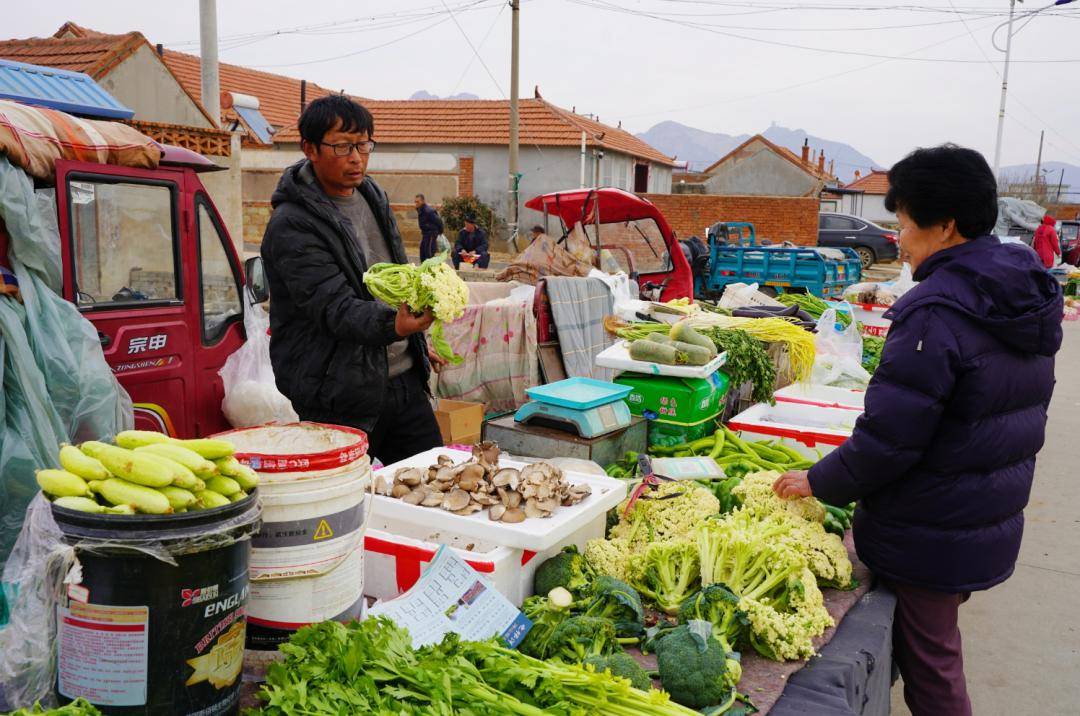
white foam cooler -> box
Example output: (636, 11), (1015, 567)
(851, 303), (892, 337)
(366, 448), (627, 605)
(727, 402), (857, 458)
(773, 383), (865, 412)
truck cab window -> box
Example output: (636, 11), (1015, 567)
(197, 201), (242, 343)
(69, 180), (178, 306)
(585, 219), (672, 275)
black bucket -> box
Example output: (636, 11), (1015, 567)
(51, 495), (261, 716)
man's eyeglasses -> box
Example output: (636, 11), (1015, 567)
(321, 140), (376, 157)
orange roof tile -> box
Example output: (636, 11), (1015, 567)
(0, 32), (143, 78)
(845, 169), (890, 194)
(160, 48), (337, 130)
(703, 134), (835, 182)
(273, 97), (674, 165)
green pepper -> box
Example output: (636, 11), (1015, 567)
(707, 429), (727, 459)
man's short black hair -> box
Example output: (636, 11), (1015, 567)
(531, 225), (545, 234)
(416, 193), (425, 201)
(298, 94), (375, 147)
(885, 144), (998, 238)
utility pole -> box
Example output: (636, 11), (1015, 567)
(508, 0), (520, 247)
(1055, 168), (1065, 203)
(992, 0), (1017, 177)
(199, 0), (220, 127)
(579, 130), (587, 188)
(1035, 129), (1045, 200)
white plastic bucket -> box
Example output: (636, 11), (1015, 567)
(214, 423), (372, 674)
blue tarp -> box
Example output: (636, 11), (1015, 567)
(0, 59), (133, 120)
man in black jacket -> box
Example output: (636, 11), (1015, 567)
(260, 95), (447, 466)
(453, 214), (490, 269)
(414, 194), (444, 261)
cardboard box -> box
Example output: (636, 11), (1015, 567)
(435, 399), (485, 445)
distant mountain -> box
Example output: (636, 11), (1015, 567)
(636, 120), (882, 183)
(410, 90), (480, 101)
(635, 121), (747, 170)
(1000, 161), (1080, 200)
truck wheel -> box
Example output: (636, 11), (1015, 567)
(855, 246), (876, 269)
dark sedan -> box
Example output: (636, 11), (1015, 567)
(818, 213), (899, 268)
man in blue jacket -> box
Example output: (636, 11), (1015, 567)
(774, 144), (1062, 716)
(415, 194), (444, 261)
(453, 214), (490, 269)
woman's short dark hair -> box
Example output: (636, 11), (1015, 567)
(885, 144), (998, 238)
(298, 94), (375, 147)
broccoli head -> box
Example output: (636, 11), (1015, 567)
(518, 594), (573, 660)
(582, 575), (645, 638)
(677, 584), (747, 650)
(654, 621), (741, 711)
(627, 540), (701, 615)
(533, 545), (592, 597)
(548, 615), (625, 663)
(583, 652), (653, 692)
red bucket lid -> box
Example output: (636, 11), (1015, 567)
(213, 422), (368, 473)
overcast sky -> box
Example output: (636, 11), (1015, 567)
(9, 0), (1080, 169)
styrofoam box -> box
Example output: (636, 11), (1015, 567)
(595, 341), (728, 379)
(773, 383), (865, 412)
(372, 448), (628, 552)
(364, 510), (608, 607)
(727, 402), (857, 459)
(851, 303), (892, 337)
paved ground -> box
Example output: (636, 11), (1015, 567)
(890, 321), (1080, 714)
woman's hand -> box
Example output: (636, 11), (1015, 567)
(773, 470), (813, 499)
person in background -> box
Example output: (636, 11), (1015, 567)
(1032, 214), (1060, 269)
(261, 95), (447, 466)
(415, 193), (445, 261)
(773, 144), (1063, 716)
(529, 225), (547, 242)
(453, 213), (490, 269)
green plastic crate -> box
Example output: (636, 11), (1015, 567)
(614, 371), (730, 424)
(647, 413), (721, 449)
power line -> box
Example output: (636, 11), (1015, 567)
(249, 16), (454, 67)
(571, 0), (1080, 63)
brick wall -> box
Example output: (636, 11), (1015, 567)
(640, 193), (820, 245)
(458, 156), (474, 197)
(1047, 203), (1080, 221)
(243, 201), (273, 254)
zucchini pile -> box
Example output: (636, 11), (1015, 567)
(627, 322), (717, 366)
(36, 431), (257, 515)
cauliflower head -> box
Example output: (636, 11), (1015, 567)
(611, 482), (720, 550)
(584, 537), (633, 582)
(732, 470), (826, 523)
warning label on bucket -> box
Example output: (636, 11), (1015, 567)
(58, 602), (149, 707)
(252, 503), (365, 550)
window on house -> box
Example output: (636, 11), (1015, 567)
(68, 178), (179, 307)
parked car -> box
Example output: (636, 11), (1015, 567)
(1059, 220), (1080, 266)
(818, 213), (899, 269)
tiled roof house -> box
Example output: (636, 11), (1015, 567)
(700, 134), (838, 198)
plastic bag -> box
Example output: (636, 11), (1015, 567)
(219, 299), (299, 428)
(810, 308), (871, 389)
(0, 157), (132, 574)
(0, 494), (261, 710)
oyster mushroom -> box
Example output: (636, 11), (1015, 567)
(564, 484), (592, 506)
(524, 499), (547, 519)
(489, 504), (506, 522)
(454, 463), (486, 483)
(536, 496), (560, 514)
(391, 483), (413, 498)
(491, 468), (520, 490)
(421, 491), (445, 507)
(442, 488), (471, 512)
(435, 465), (455, 483)
(472, 493), (499, 506)
(374, 474), (392, 496)
(501, 507), (526, 523)
(451, 503), (484, 516)
(401, 488), (426, 506)
(505, 490), (523, 509)
(437, 454), (454, 467)
(395, 468), (423, 487)
(472, 441), (501, 466)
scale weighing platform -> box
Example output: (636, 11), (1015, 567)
(485, 377), (646, 464)
(515, 377), (633, 438)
